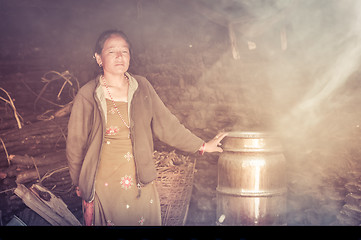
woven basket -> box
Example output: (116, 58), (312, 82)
(154, 150), (196, 226)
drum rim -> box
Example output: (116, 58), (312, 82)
(226, 131), (276, 138)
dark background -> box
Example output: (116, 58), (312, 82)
(1, 0), (361, 226)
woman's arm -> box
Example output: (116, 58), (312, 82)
(66, 92), (93, 186)
(148, 82), (204, 153)
(147, 80), (227, 154)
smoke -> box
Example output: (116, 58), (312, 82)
(270, 0), (361, 137)
(260, 0), (361, 186)
(196, 0), (361, 224)
(256, 0), (361, 225)
(220, 0), (361, 138)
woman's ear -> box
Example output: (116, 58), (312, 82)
(94, 53), (103, 67)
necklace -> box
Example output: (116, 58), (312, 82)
(101, 75), (130, 129)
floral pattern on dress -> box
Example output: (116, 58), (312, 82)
(109, 107), (117, 115)
(105, 126), (119, 136)
(138, 216), (145, 225)
(107, 220), (115, 226)
(120, 175), (133, 190)
(124, 152), (133, 162)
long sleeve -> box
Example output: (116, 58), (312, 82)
(148, 82), (204, 153)
(66, 92), (94, 186)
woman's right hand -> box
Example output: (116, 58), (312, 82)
(75, 186), (82, 197)
(203, 132), (228, 153)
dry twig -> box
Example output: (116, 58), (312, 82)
(0, 187), (16, 195)
(0, 137), (10, 166)
(40, 166), (69, 183)
(31, 156), (41, 182)
(21, 79), (65, 108)
(0, 87), (23, 129)
(36, 109), (55, 121)
(36, 70), (79, 107)
(20, 70), (79, 110)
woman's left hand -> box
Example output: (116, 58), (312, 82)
(202, 132), (229, 153)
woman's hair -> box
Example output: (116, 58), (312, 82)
(94, 29), (132, 56)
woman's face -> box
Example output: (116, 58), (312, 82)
(95, 34), (130, 76)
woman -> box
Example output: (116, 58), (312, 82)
(66, 29), (227, 226)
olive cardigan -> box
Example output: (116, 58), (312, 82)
(66, 73), (204, 202)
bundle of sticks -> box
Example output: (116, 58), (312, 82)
(0, 149), (73, 224)
(0, 150), (69, 186)
(0, 117), (68, 161)
(0, 115), (71, 223)
(0, 70), (80, 224)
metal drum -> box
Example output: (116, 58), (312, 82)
(216, 131), (287, 225)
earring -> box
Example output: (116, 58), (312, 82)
(93, 54), (102, 67)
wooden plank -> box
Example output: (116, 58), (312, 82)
(14, 183), (81, 226)
(228, 23), (241, 60)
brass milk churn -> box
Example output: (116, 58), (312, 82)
(216, 131), (287, 225)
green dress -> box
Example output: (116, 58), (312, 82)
(93, 99), (161, 226)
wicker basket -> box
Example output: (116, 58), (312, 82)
(154, 150), (196, 226)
